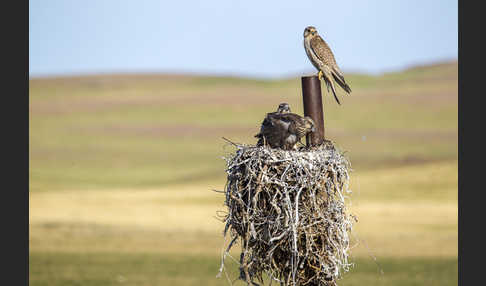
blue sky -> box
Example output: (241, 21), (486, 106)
(29, 0), (457, 78)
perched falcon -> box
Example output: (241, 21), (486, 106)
(303, 26), (352, 105)
(255, 110), (316, 150)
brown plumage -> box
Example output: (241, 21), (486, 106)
(255, 109), (316, 150)
(303, 26), (352, 105)
(255, 103), (291, 146)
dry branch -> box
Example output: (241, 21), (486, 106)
(218, 140), (357, 286)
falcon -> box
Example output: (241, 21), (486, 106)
(303, 26), (352, 105)
(255, 108), (316, 150)
(255, 103), (291, 146)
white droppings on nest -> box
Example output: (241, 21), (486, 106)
(217, 140), (357, 286)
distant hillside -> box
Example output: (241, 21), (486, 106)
(30, 60), (457, 82)
(29, 60), (457, 192)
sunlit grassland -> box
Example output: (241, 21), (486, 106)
(29, 163), (458, 285)
(29, 159), (458, 285)
(29, 61), (457, 285)
(29, 160), (458, 258)
(30, 253), (457, 286)
(29, 61), (457, 192)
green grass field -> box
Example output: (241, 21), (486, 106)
(29, 61), (457, 285)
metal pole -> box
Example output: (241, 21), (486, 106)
(301, 75), (325, 147)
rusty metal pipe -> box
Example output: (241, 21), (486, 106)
(301, 75), (324, 147)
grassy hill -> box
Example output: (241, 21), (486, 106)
(29, 61), (457, 192)
(29, 61), (458, 285)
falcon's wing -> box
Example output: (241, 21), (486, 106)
(256, 113), (291, 148)
(268, 114), (291, 133)
(255, 112), (277, 138)
(275, 113), (304, 134)
(276, 113), (304, 124)
(310, 36), (351, 95)
(309, 36), (338, 68)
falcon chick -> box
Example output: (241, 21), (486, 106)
(256, 109), (316, 150)
(303, 26), (352, 105)
(255, 103), (291, 146)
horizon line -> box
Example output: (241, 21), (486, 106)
(29, 58), (457, 81)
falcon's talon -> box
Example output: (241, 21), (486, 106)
(318, 70), (323, 81)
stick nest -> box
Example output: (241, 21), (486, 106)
(218, 141), (357, 286)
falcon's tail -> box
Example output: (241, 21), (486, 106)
(323, 74), (341, 105)
(331, 68), (352, 94)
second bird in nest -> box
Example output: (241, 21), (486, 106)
(255, 103), (316, 150)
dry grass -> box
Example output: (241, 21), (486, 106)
(349, 202), (457, 258)
(349, 160), (457, 202)
(29, 161), (457, 259)
(29, 187), (221, 233)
